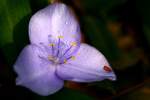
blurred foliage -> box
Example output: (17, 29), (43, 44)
(0, 0), (31, 65)
(81, 16), (122, 61)
(28, 88), (93, 100)
(136, 0), (150, 47)
(49, 88), (93, 100)
(80, 0), (127, 17)
(117, 80), (150, 100)
(0, 0), (31, 46)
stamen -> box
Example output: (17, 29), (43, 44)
(71, 42), (77, 46)
(48, 55), (53, 61)
(49, 43), (55, 56)
(48, 55), (60, 64)
(60, 42), (77, 59)
(60, 46), (72, 58)
(58, 35), (64, 39)
(54, 58), (59, 64)
(56, 36), (63, 57)
(71, 56), (75, 60)
(49, 43), (55, 46)
(64, 59), (67, 64)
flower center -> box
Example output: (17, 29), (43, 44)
(46, 35), (79, 65)
(48, 55), (60, 64)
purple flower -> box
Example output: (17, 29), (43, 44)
(14, 3), (116, 96)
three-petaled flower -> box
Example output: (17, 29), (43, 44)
(14, 3), (116, 96)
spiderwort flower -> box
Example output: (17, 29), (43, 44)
(14, 3), (116, 96)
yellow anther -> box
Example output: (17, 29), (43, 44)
(71, 56), (75, 60)
(49, 43), (55, 46)
(71, 42), (77, 46)
(64, 59), (67, 64)
(58, 35), (64, 39)
(48, 55), (53, 61)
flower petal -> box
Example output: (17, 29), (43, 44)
(56, 43), (116, 82)
(29, 3), (81, 45)
(14, 44), (64, 96)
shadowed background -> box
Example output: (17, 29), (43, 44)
(0, 0), (150, 100)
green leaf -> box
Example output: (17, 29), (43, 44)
(88, 80), (116, 94)
(33, 88), (93, 100)
(0, 0), (32, 65)
(0, 0), (31, 46)
(50, 88), (93, 100)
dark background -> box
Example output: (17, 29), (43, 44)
(0, 0), (150, 99)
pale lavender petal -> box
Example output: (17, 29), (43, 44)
(56, 43), (116, 82)
(14, 44), (64, 96)
(29, 3), (81, 45)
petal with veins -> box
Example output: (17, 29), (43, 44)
(29, 3), (81, 45)
(56, 43), (116, 82)
(14, 44), (64, 96)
